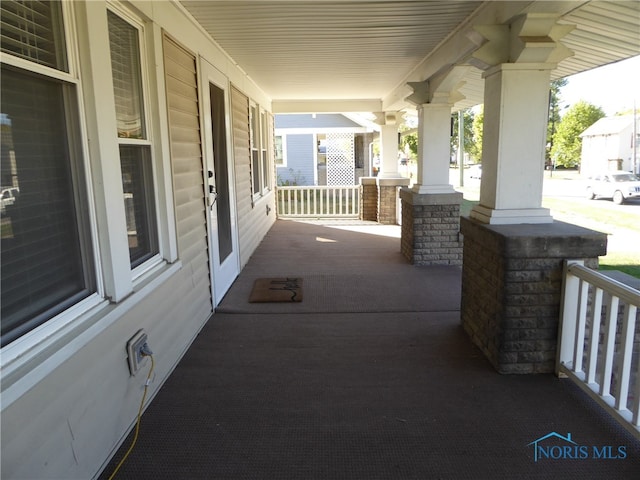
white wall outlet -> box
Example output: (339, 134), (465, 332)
(126, 330), (148, 376)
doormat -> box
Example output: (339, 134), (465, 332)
(249, 278), (303, 303)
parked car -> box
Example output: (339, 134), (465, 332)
(586, 172), (640, 205)
(0, 187), (19, 213)
(468, 164), (482, 179)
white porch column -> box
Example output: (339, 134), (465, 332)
(399, 72), (467, 265)
(468, 14), (574, 225)
(413, 102), (455, 194)
(378, 113), (401, 179)
(470, 65), (553, 224)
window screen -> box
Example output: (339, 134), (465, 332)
(120, 145), (157, 267)
(274, 136), (284, 165)
(1, 67), (95, 346)
(107, 10), (158, 268)
(250, 105), (260, 195)
(260, 111), (268, 191)
(0, 0), (68, 72)
(107, 10), (145, 139)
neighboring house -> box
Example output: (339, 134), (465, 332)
(580, 114), (640, 176)
(275, 114), (378, 186)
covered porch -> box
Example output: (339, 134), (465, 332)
(2, 2), (639, 479)
(101, 220), (639, 479)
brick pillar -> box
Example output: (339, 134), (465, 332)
(376, 178), (409, 225)
(460, 217), (607, 374)
(400, 188), (463, 266)
(359, 177), (378, 222)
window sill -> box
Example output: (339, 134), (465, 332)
(0, 260), (182, 410)
(252, 189), (273, 207)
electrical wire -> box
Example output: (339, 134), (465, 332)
(108, 354), (155, 480)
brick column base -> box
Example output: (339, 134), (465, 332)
(377, 177), (409, 225)
(399, 189), (463, 266)
(460, 217), (607, 374)
(359, 177), (378, 222)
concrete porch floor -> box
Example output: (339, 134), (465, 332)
(101, 220), (639, 479)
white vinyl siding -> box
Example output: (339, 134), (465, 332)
(0, 2), (273, 479)
(162, 34), (211, 303)
(231, 85), (275, 267)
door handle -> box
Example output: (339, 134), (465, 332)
(208, 184), (217, 209)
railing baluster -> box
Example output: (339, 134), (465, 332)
(312, 188), (317, 215)
(586, 287), (604, 384)
(352, 187), (357, 215)
(601, 295), (619, 397)
(558, 261), (640, 439)
(573, 279), (590, 373)
(633, 351), (640, 426)
(558, 262), (581, 372)
(615, 304), (637, 410)
(274, 186), (360, 218)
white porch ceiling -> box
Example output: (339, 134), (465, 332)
(179, 1), (640, 113)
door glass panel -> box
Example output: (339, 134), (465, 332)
(209, 83), (232, 262)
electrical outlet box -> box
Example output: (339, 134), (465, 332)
(126, 330), (148, 376)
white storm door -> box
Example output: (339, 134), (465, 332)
(199, 59), (240, 305)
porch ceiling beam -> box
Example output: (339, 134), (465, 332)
(272, 99), (382, 114)
(382, 0), (587, 112)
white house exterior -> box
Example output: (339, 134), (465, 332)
(1, 1), (639, 479)
(580, 114), (640, 176)
(1, 2), (275, 478)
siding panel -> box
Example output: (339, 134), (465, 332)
(277, 134), (314, 186)
(163, 34), (211, 295)
(230, 85), (275, 267)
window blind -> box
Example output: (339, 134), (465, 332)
(0, 0), (67, 71)
(107, 10), (145, 139)
(0, 67), (95, 346)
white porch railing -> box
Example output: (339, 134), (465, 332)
(276, 185), (360, 218)
(557, 260), (640, 439)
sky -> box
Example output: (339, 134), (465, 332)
(560, 55), (640, 116)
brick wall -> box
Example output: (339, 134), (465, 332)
(399, 189), (463, 266)
(359, 178), (378, 222)
(460, 217), (607, 374)
(378, 185), (398, 224)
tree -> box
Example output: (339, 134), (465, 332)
(471, 105), (483, 162)
(398, 113), (418, 160)
(547, 78), (567, 164)
(551, 100), (605, 168)
(450, 108), (478, 163)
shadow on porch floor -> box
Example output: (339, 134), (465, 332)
(101, 220), (639, 479)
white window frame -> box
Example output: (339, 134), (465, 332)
(249, 101), (273, 201)
(259, 107), (270, 194)
(249, 100), (260, 199)
(275, 134), (287, 167)
(1, 0), (180, 407)
(106, 4), (164, 281)
(0, 0), (105, 332)
(0, 0), (104, 378)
